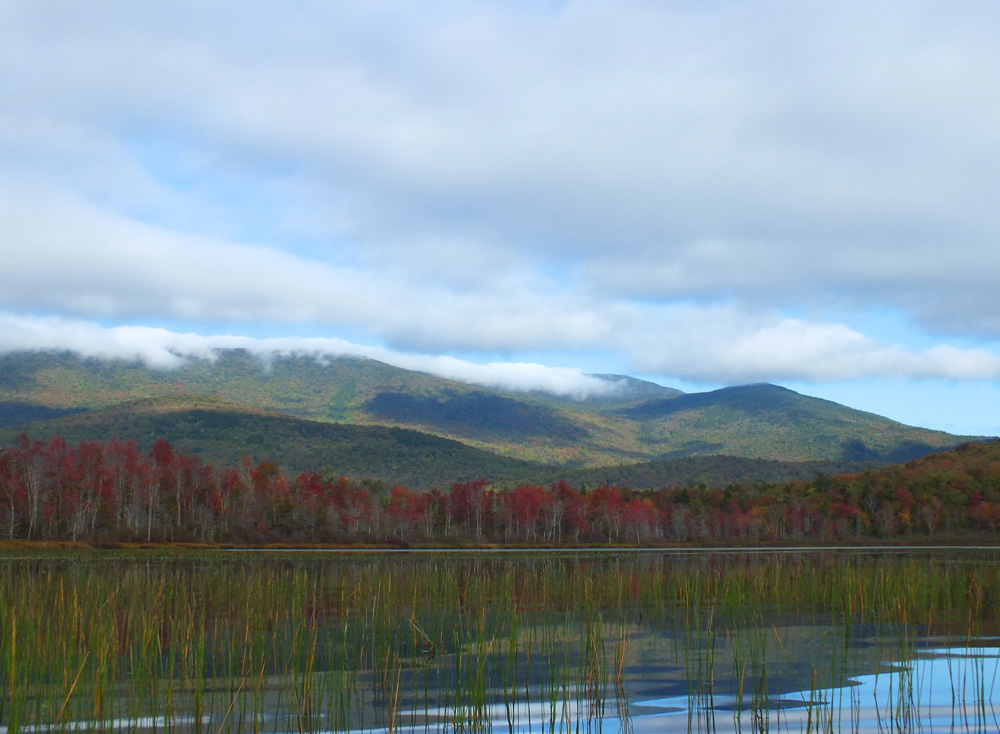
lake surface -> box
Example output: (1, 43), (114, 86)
(1, 548), (998, 733)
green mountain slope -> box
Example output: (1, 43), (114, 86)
(0, 349), (455, 417)
(621, 383), (963, 463)
(0, 401), (86, 428)
(0, 395), (544, 486)
(0, 395), (884, 489)
(0, 350), (981, 467)
(561, 455), (877, 490)
(363, 390), (590, 441)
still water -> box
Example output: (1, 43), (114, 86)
(0, 548), (997, 733)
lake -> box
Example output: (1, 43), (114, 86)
(1, 548), (998, 733)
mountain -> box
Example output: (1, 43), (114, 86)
(0, 394), (545, 486)
(0, 392), (884, 488)
(0, 401), (85, 428)
(560, 454), (877, 490)
(619, 383), (959, 464)
(0, 350), (982, 471)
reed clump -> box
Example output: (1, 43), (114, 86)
(0, 549), (996, 733)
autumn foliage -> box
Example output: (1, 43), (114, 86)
(1, 433), (998, 544)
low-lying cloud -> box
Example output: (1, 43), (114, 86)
(621, 309), (1000, 383)
(0, 314), (622, 398)
(4, 2), (1000, 422)
(4, 314), (1000, 395)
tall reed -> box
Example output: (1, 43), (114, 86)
(0, 549), (997, 733)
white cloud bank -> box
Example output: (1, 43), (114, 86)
(0, 314), (620, 398)
(4, 314), (1000, 395)
(3, 1), (1000, 412)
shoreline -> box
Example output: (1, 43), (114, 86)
(1, 538), (999, 553)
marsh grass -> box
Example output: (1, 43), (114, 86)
(0, 550), (998, 733)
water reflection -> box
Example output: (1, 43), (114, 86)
(633, 645), (1000, 733)
(2, 549), (999, 734)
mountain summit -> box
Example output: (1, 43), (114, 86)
(0, 350), (980, 475)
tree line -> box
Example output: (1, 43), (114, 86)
(1, 433), (999, 544)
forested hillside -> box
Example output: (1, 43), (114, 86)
(0, 395), (546, 486)
(0, 394), (879, 488)
(0, 350), (978, 468)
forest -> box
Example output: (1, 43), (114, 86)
(2, 432), (999, 545)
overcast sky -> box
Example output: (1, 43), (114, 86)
(3, 1), (1000, 435)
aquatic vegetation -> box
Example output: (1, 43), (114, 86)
(0, 549), (998, 732)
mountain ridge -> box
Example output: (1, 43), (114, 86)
(0, 393), (547, 486)
(0, 393), (884, 488)
(0, 349), (983, 471)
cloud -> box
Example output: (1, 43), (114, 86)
(4, 314), (1000, 392)
(0, 314), (621, 398)
(0, 183), (612, 354)
(618, 308), (1000, 383)
(3, 0), (1000, 386)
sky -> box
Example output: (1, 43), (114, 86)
(3, 1), (1000, 436)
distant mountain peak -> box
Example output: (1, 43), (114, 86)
(0, 349), (980, 470)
